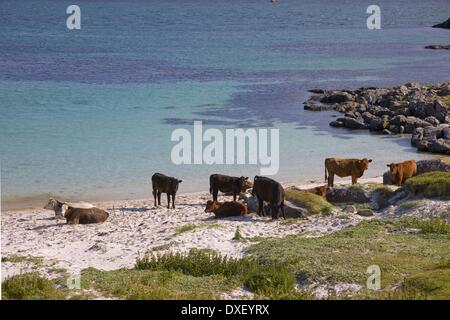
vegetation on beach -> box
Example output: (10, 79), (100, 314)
(2, 273), (67, 300)
(442, 95), (450, 108)
(246, 219), (450, 299)
(372, 185), (396, 209)
(3, 217), (450, 300)
(285, 189), (333, 215)
(405, 172), (450, 197)
(175, 224), (199, 235)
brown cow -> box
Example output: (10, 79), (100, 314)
(387, 160), (417, 186)
(152, 173), (182, 209)
(64, 207), (109, 225)
(296, 185), (328, 197)
(204, 200), (248, 218)
(325, 157), (372, 187)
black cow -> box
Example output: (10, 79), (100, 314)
(209, 174), (249, 201)
(151, 173), (182, 209)
(253, 176), (285, 220)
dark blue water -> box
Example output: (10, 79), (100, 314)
(1, 0), (449, 208)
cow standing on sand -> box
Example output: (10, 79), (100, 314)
(253, 176), (285, 220)
(325, 157), (372, 187)
(152, 173), (182, 209)
(387, 160), (417, 186)
(209, 174), (249, 202)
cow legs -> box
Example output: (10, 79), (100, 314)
(257, 196), (264, 216)
(233, 192), (237, 202)
(172, 193), (176, 209)
(327, 173), (334, 187)
(270, 204), (278, 220)
(212, 188), (219, 202)
(152, 189), (157, 207)
(280, 202), (285, 219)
(157, 191), (162, 206)
(351, 176), (357, 185)
(166, 193), (171, 209)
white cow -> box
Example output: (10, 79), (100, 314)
(43, 198), (95, 219)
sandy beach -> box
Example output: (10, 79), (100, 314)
(1, 177), (384, 281)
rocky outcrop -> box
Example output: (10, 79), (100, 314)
(326, 187), (369, 204)
(432, 18), (450, 29)
(303, 81), (450, 155)
(425, 45), (450, 50)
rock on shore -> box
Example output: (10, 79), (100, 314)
(303, 81), (450, 155)
(433, 18), (450, 29)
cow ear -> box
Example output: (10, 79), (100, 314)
(368, 159), (372, 163)
(178, 180), (182, 183)
(245, 177), (249, 180)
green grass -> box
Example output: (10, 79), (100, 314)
(233, 227), (244, 241)
(135, 248), (255, 277)
(134, 248), (309, 299)
(399, 200), (424, 210)
(442, 95), (450, 109)
(285, 189), (333, 215)
(175, 224), (199, 235)
(81, 268), (236, 300)
(373, 186), (396, 209)
(245, 219), (450, 299)
(396, 218), (450, 234)
(2, 273), (68, 300)
(1, 255), (44, 265)
(405, 172), (450, 198)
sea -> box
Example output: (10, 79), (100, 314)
(1, 0), (450, 209)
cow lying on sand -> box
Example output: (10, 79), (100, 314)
(44, 198), (95, 219)
(253, 176), (285, 219)
(387, 160), (417, 186)
(152, 173), (182, 209)
(325, 157), (372, 187)
(204, 200), (248, 218)
(209, 174), (249, 201)
(64, 207), (109, 225)
(295, 185), (328, 197)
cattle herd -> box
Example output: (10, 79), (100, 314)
(44, 157), (421, 224)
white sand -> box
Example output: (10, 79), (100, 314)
(1, 177), (383, 281)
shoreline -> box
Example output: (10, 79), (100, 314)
(1, 175), (385, 213)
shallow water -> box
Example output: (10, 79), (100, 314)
(1, 0), (449, 208)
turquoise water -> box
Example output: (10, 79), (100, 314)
(1, 0), (449, 208)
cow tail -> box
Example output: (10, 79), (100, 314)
(324, 162), (328, 182)
(209, 187), (212, 194)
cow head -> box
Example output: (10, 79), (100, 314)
(44, 198), (66, 219)
(44, 198), (60, 210)
(171, 178), (182, 192)
(237, 176), (249, 189)
(242, 180), (253, 192)
(315, 185), (328, 197)
(359, 158), (372, 170)
(204, 200), (219, 213)
(387, 163), (402, 185)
